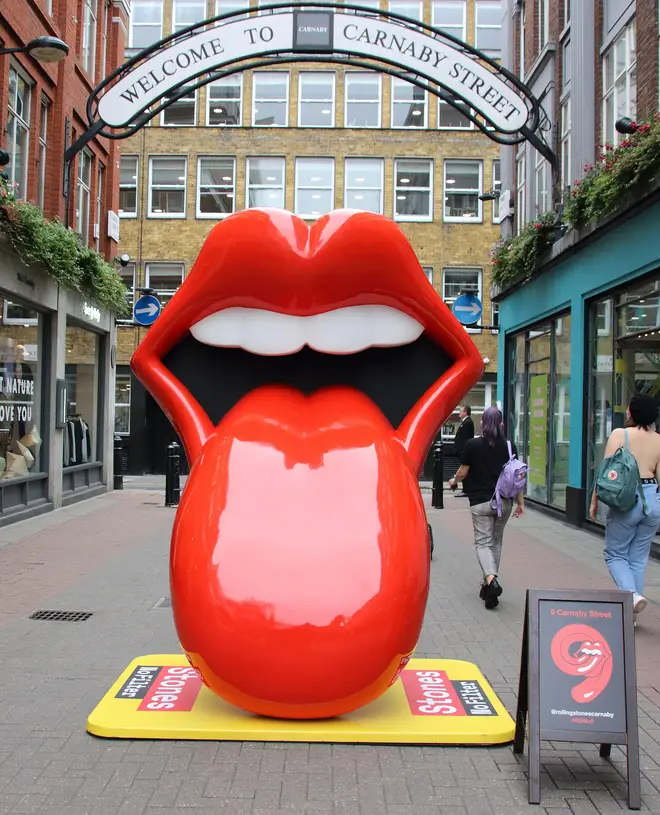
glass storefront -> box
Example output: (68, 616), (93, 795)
(441, 380), (498, 440)
(506, 314), (571, 509)
(64, 323), (102, 466)
(0, 297), (44, 480)
(586, 275), (660, 522)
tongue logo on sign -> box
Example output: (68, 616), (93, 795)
(130, 208), (484, 720)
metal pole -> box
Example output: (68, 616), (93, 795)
(113, 434), (124, 490)
(431, 444), (444, 509)
(165, 441), (181, 507)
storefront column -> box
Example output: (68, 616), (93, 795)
(102, 321), (117, 488)
(565, 295), (587, 524)
(47, 290), (68, 510)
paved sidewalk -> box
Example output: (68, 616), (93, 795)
(0, 489), (658, 815)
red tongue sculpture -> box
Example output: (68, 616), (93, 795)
(131, 208), (484, 720)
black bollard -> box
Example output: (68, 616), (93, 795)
(165, 441), (181, 507)
(431, 444), (444, 509)
(113, 434), (124, 490)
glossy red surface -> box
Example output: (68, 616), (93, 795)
(131, 209), (484, 719)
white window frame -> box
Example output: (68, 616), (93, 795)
(196, 156), (236, 218)
(560, 97), (571, 192)
(391, 77), (428, 129)
(516, 150), (526, 232)
(6, 65), (31, 200)
(76, 149), (93, 246)
(172, 0), (207, 33)
(442, 267), (483, 334)
(388, 0), (423, 21)
(206, 74), (243, 126)
(252, 72), (290, 127)
(2, 300), (39, 326)
(422, 266), (434, 285)
(95, 163), (104, 252)
(347, 0), (380, 13)
(393, 158), (433, 223)
(100, 0), (108, 78)
(491, 301), (499, 334)
(492, 159), (501, 223)
(475, 0), (503, 59)
(128, 0), (163, 50)
(161, 87), (198, 126)
(294, 158), (335, 219)
(298, 72), (336, 128)
(215, 0), (249, 21)
(116, 262), (136, 323)
(537, 0), (549, 51)
(145, 262), (185, 307)
(602, 21), (636, 147)
(36, 98), (48, 211)
(119, 155), (139, 218)
(437, 97), (474, 129)
(534, 153), (549, 215)
(148, 156), (188, 219)
(114, 371), (132, 435)
(518, 0), (526, 78)
(82, 0), (98, 77)
(344, 72), (382, 128)
(443, 159), (483, 223)
(432, 1), (466, 41)
(344, 158), (384, 214)
(246, 156), (286, 209)
(564, 0), (570, 26)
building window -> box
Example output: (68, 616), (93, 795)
(76, 150), (92, 246)
(128, 0), (163, 50)
(148, 156), (187, 218)
(173, 0), (206, 33)
(344, 158), (383, 213)
(252, 72), (289, 126)
(562, 37), (570, 90)
(161, 88), (197, 126)
(391, 78), (427, 128)
(602, 21), (636, 147)
(82, 0), (98, 76)
(295, 158), (334, 219)
(438, 97), (472, 129)
(492, 159), (501, 223)
(443, 159), (482, 222)
(518, 0), (525, 77)
(388, 0), (423, 21)
(298, 73), (335, 127)
(347, 0), (381, 13)
(197, 156), (236, 217)
(537, 0), (548, 51)
(215, 0), (248, 20)
(560, 98), (571, 192)
(516, 151), (526, 232)
(115, 371), (132, 435)
(394, 159), (432, 221)
(207, 75), (242, 126)
(534, 154), (549, 215)
(422, 266), (433, 284)
(491, 301), (499, 334)
(6, 67), (31, 199)
(100, 0), (108, 78)
(345, 73), (381, 127)
(432, 1), (466, 40)
(119, 156), (139, 217)
(246, 157), (285, 208)
(442, 267), (482, 305)
(36, 99), (49, 211)
(146, 263), (185, 307)
(475, 1), (503, 58)
(117, 262), (136, 319)
(95, 164), (104, 252)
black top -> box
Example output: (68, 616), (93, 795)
(453, 416), (475, 462)
(461, 436), (518, 507)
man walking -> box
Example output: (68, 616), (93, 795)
(453, 406), (474, 498)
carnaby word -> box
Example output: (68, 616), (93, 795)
(83, 302), (101, 322)
(0, 404), (32, 423)
(298, 25), (328, 32)
(0, 375), (34, 396)
(550, 608), (613, 619)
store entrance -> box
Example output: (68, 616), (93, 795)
(145, 394), (190, 476)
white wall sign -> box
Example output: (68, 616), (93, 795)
(83, 302), (102, 323)
(98, 12), (530, 133)
(108, 210), (120, 242)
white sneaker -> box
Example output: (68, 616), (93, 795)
(633, 593), (648, 614)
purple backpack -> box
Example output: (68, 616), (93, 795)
(491, 441), (528, 517)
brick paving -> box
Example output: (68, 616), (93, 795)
(0, 486), (658, 815)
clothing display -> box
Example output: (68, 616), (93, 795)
(63, 415), (92, 466)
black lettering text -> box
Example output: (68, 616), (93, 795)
(418, 45), (432, 62)
(259, 26), (273, 42)
(119, 85), (140, 103)
(433, 50), (446, 67)
(343, 23), (358, 39)
(176, 52), (191, 69)
(162, 59), (176, 75)
(137, 76), (153, 93)
(190, 42), (211, 62)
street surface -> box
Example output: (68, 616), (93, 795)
(0, 484), (658, 815)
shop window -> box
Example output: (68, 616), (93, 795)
(146, 263), (185, 307)
(252, 72), (289, 127)
(443, 159), (482, 222)
(173, 0), (206, 33)
(602, 20), (636, 147)
(0, 299), (43, 480)
(345, 73), (381, 128)
(161, 88), (197, 126)
(298, 73), (335, 127)
(197, 156), (236, 217)
(128, 0), (163, 52)
(388, 0), (423, 21)
(115, 371), (131, 435)
(36, 99), (49, 211)
(148, 156), (187, 218)
(432, 1), (466, 41)
(391, 78), (427, 128)
(438, 97), (473, 130)
(295, 158), (334, 219)
(119, 156), (138, 217)
(6, 67), (31, 200)
(344, 158), (383, 214)
(207, 75), (242, 126)
(475, 0), (503, 58)
(64, 323), (101, 467)
(246, 157), (285, 208)
(82, 0), (97, 77)
(441, 383), (494, 440)
(394, 159), (432, 221)
(76, 150), (92, 246)
(492, 159), (501, 223)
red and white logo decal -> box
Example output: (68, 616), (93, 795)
(137, 666), (203, 711)
(401, 670), (466, 716)
(607, 470), (618, 481)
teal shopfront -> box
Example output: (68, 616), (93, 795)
(496, 200), (660, 529)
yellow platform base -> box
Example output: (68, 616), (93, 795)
(87, 655), (514, 745)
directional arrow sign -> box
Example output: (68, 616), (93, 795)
(133, 294), (162, 326)
(452, 293), (483, 326)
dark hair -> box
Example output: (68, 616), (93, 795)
(481, 406), (505, 447)
(628, 393), (658, 429)
(463, 405), (471, 416)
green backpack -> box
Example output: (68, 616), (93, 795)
(595, 429), (648, 514)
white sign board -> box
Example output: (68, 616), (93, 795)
(108, 210), (120, 242)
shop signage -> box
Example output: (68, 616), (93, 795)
(514, 589), (640, 809)
(82, 302), (101, 323)
(97, 11), (530, 133)
(528, 374), (548, 488)
(16, 271), (35, 290)
(108, 211), (120, 243)
(0, 370), (35, 424)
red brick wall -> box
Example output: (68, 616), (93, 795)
(0, 0), (127, 259)
(636, 0), (659, 120)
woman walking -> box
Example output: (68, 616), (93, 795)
(590, 393), (660, 622)
(449, 407), (524, 609)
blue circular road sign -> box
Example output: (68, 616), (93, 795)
(133, 294), (162, 326)
(452, 293), (483, 326)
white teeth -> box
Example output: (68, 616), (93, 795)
(190, 305), (424, 356)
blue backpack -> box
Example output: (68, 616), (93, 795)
(491, 441), (528, 517)
(595, 429), (648, 514)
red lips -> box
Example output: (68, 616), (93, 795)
(131, 209), (484, 719)
(550, 624), (613, 703)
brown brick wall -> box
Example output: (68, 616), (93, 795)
(636, 0), (659, 120)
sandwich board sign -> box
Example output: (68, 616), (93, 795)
(514, 589), (640, 810)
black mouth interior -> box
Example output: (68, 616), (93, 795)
(163, 332), (453, 429)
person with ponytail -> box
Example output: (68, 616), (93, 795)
(449, 407), (524, 609)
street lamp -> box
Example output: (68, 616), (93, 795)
(0, 36), (69, 64)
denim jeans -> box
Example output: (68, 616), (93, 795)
(470, 499), (513, 579)
(603, 483), (660, 595)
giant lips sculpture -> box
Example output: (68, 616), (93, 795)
(131, 209), (483, 720)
